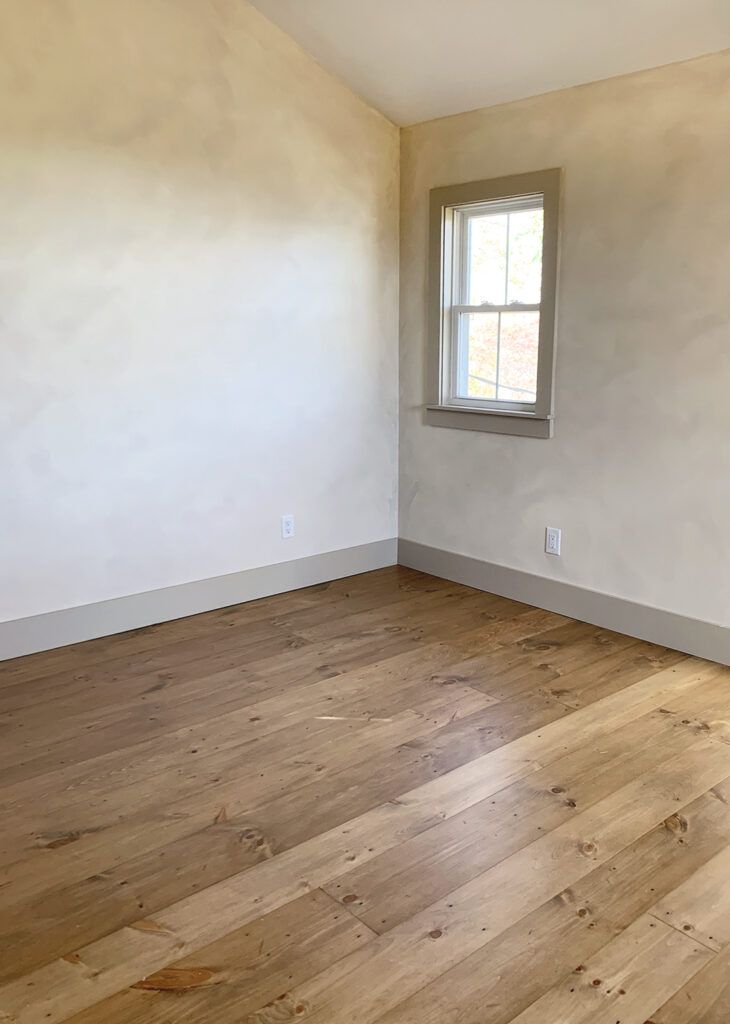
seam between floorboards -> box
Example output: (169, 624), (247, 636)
(646, 910), (721, 953)
(315, 888), (380, 942)
(322, 888), (382, 934)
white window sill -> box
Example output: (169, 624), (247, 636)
(425, 405), (554, 439)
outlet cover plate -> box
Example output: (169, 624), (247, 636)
(545, 527), (561, 556)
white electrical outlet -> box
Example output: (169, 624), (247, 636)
(281, 514), (295, 540)
(545, 527), (562, 556)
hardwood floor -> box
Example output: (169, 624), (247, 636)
(1, 566), (729, 1024)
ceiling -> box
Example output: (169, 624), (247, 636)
(249, 0), (730, 125)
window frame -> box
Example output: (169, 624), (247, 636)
(426, 168), (562, 439)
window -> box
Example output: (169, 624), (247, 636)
(426, 169), (561, 438)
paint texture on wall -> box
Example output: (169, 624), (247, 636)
(0, 0), (399, 620)
(399, 51), (730, 625)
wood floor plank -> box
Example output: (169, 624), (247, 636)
(0, 628), (319, 742)
(507, 914), (713, 1024)
(457, 619), (641, 703)
(649, 947), (730, 1023)
(291, 586), (521, 644)
(63, 889), (377, 1024)
(650, 844), (730, 951)
(540, 642), (686, 709)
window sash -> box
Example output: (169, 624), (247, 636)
(455, 198), (544, 309)
(446, 199), (544, 413)
(449, 309), (539, 413)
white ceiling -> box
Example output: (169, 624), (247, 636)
(249, 0), (730, 125)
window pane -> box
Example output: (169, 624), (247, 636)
(497, 311), (540, 403)
(506, 207), (544, 305)
(467, 213), (507, 306)
(458, 312), (499, 399)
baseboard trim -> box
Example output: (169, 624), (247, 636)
(398, 539), (730, 666)
(0, 539), (398, 662)
(6, 537), (727, 666)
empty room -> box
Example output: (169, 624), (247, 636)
(3, 1), (730, 1021)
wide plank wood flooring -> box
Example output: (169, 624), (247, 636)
(2, 566), (730, 1024)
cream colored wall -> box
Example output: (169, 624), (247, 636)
(400, 51), (730, 625)
(0, 0), (399, 621)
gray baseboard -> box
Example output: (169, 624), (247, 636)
(398, 539), (730, 666)
(0, 539), (398, 662)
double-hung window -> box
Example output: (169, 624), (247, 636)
(426, 169), (561, 438)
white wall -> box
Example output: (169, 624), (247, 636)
(400, 51), (730, 626)
(0, 0), (399, 622)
